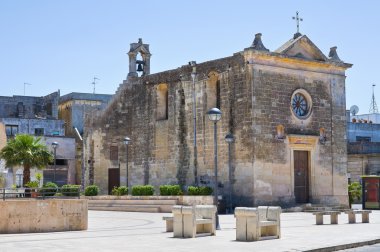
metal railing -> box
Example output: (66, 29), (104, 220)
(348, 142), (380, 154)
(1, 187), (81, 201)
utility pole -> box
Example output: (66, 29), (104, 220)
(91, 77), (99, 94)
(23, 82), (32, 96)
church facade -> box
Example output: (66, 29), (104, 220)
(84, 33), (352, 207)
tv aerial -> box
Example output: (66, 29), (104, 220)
(350, 105), (359, 116)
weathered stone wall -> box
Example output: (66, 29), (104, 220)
(348, 154), (380, 182)
(0, 199), (88, 233)
(0, 92), (59, 119)
(85, 38), (350, 207)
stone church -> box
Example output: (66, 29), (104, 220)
(84, 32), (352, 207)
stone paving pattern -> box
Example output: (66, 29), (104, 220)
(0, 209), (379, 252)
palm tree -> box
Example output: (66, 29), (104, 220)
(0, 134), (53, 185)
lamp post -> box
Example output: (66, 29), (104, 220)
(189, 61), (198, 185)
(123, 137), (131, 192)
(225, 133), (234, 214)
(207, 107), (222, 229)
(51, 141), (59, 184)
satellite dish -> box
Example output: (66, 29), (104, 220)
(350, 105), (359, 116)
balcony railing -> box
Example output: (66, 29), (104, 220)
(348, 142), (380, 154)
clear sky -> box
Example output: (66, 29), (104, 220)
(0, 1), (379, 112)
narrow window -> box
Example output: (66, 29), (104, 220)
(157, 84), (168, 120)
(110, 146), (119, 161)
(206, 72), (220, 110)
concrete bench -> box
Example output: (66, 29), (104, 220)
(162, 216), (173, 232)
(344, 210), (372, 224)
(312, 211), (341, 225)
(172, 205), (216, 238)
(235, 206), (281, 241)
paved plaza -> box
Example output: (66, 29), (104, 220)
(0, 208), (379, 252)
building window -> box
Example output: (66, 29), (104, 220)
(110, 146), (119, 161)
(157, 83), (168, 120)
(35, 128), (44, 136)
(356, 136), (371, 142)
(16, 169), (23, 187)
(206, 72), (221, 110)
(5, 125), (18, 137)
(290, 89), (312, 119)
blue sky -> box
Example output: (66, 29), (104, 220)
(0, 1), (379, 112)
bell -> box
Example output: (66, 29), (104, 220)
(137, 63), (144, 72)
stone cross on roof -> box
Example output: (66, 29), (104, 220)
(292, 11), (303, 38)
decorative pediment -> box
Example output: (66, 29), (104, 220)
(130, 44), (150, 55)
(128, 38), (151, 55)
(275, 35), (327, 62)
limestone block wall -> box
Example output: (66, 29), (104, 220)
(348, 154), (380, 182)
(246, 57), (348, 206)
(0, 199), (88, 233)
(85, 44), (350, 207)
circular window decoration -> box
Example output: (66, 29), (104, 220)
(291, 89), (312, 119)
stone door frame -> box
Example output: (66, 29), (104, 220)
(288, 135), (318, 203)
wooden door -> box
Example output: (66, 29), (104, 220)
(108, 168), (120, 195)
(294, 151), (309, 203)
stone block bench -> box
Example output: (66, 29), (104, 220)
(312, 211), (341, 225)
(235, 206), (281, 241)
(172, 205), (216, 238)
(344, 210), (372, 224)
(162, 216), (173, 232)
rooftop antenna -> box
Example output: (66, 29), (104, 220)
(91, 77), (99, 94)
(292, 11), (303, 34)
(23, 82), (32, 96)
(369, 84), (379, 113)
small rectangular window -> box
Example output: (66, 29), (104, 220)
(5, 125), (18, 137)
(356, 136), (371, 142)
(110, 146), (118, 161)
(35, 128), (44, 136)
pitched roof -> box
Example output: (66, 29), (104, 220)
(274, 34), (327, 62)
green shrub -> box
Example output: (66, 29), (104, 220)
(41, 182), (58, 196)
(160, 185), (182, 196)
(25, 180), (39, 188)
(0, 174), (6, 188)
(85, 185), (99, 196)
(62, 184), (81, 196)
(187, 186), (213, 196)
(111, 186), (128, 196)
(348, 182), (362, 207)
(131, 185), (154, 196)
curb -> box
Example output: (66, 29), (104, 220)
(305, 239), (380, 252)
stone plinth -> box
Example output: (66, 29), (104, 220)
(0, 199), (88, 233)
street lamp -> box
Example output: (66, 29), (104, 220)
(51, 141), (59, 184)
(123, 137), (131, 192)
(189, 61), (198, 185)
(225, 133), (234, 214)
(207, 107), (222, 229)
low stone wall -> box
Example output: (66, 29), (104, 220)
(0, 199), (88, 234)
(83, 195), (213, 205)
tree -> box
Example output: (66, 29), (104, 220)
(0, 134), (53, 185)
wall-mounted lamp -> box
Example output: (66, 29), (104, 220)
(319, 128), (327, 144)
(275, 125), (285, 140)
